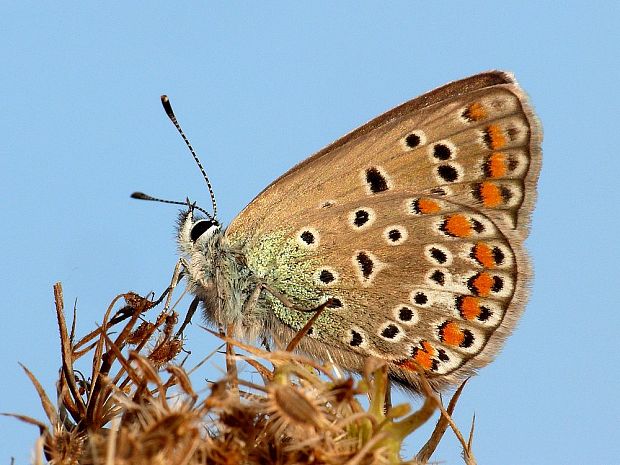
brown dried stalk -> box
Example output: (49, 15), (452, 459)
(6, 282), (477, 464)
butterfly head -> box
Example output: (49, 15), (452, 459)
(178, 209), (222, 256)
(177, 209), (225, 295)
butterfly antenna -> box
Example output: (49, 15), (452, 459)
(130, 192), (214, 220)
(160, 95), (218, 220)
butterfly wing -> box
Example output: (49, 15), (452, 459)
(225, 71), (541, 390)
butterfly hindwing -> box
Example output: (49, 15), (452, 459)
(230, 192), (520, 390)
(224, 71), (540, 389)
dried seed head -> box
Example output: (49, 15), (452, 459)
(163, 312), (178, 338)
(264, 384), (329, 438)
(127, 321), (155, 345)
(148, 338), (183, 367)
(123, 292), (155, 311)
(46, 426), (86, 465)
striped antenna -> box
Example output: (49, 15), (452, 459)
(160, 95), (218, 220)
(130, 192), (215, 221)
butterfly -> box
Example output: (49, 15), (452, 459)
(139, 71), (541, 392)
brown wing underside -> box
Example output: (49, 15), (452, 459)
(225, 71), (541, 389)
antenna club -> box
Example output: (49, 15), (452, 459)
(160, 95), (176, 120)
(131, 192), (150, 200)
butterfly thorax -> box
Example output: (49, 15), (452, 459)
(178, 211), (261, 339)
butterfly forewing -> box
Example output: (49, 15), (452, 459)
(224, 71), (540, 390)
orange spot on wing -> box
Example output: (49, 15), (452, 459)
(471, 272), (494, 297)
(485, 124), (507, 149)
(397, 341), (436, 371)
(418, 198), (441, 214)
(489, 152), (507, 178)
(464, 102), (486, 121)
(479, 181), (503, 207)
(421, 341), (435, 355)
(443, 214), (472, 237)
(473, 243), (495, 268)
(413, 350), (433, 370)
(397, 359), (416, 371)
(441, 322), (465, 346)
(459, 296), (481, 320)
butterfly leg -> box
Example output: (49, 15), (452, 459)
(241, 281), (313, 313)
(174, 258), (214, 336)
(241, 282), (266, 315)
(260, 283), (320, 313)
(238, 283), (283, 351)
(175, 296), (200, 338)
(163, 258), (186, 312)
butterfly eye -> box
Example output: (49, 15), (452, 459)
(190, 219), (218, 242)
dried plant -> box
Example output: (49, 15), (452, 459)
(5, 282), (477, 464)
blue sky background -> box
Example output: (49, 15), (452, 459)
(1, 2), (618, 464)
